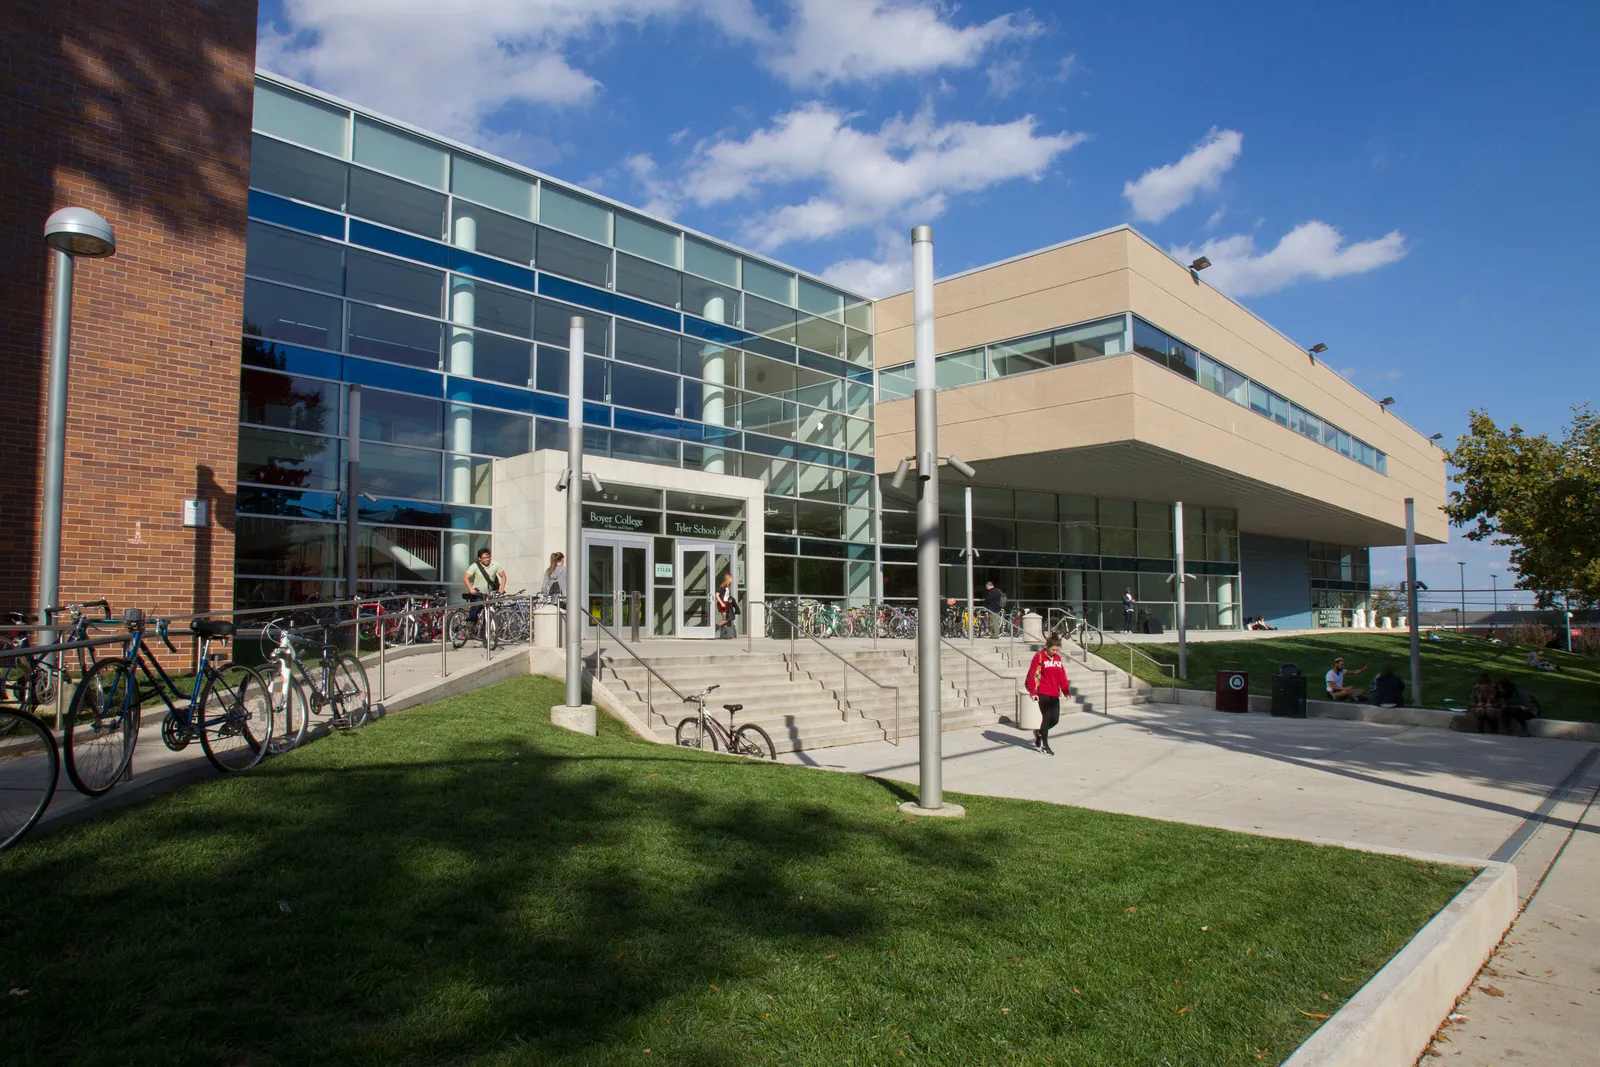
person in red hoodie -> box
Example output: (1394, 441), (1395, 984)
(1025, 632), (1070, 755)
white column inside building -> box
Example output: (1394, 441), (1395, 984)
(699, 295), (727, 475)
(447, 210), (477, 590)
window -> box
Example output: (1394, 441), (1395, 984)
(250, 135), (346, 210)
(798, 279), (845, 322)
(353, 118), (447, 188)
(614, 321), (681, 374)
(615, 253), (680, 308)
(361, 442), (441, 500)
(537, 227), (610, 287)
(1268, 392), (1290, 426)
(742, 258), (794, 305)
(253, 82), (348, 157)
(245, 222), (344, 294)
(609, 362), (678, 415)
(450, 154), (533, 217)
(539, 185), (611, 243)
(362, 390), (443, 448)
(614, 213), (679, 266)
(1248, 382), (1270, 416)
(533, 298), (607, 354)
(238, 427), (340, 490)
(936, 348), (986, 389)
(346, 251), (443, 317)
(743, 353), (797, 399)
(682, 275), (738, 323)
(744, 293), (796, 341)
(464, 406), (531, 456)
(1133, 318), (1172, 366)
(988, 332), (1053, 377)
(796, 314), (844, 358)
(236, 517), (342, 579)
(466, 330), (532, 386)
(240, 370), (340, 433)
(347, 303), (441, 368)
(451, 202), (534, 263)
(1054, 316), (1127, 363)
(685, 236), (739, 286)
(244, 279), (342, 349)
(347, 168), (446, 239)
(1169, 341), (1199, 381)
(469, 282), (534, 339)
(844, 301), (872, 332)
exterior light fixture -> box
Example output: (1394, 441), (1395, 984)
(1307, 343), (1327, 365)
(44, 207), (116, 258)
(1188, 256), (1211, 271)
(1429, 433), (1443, 441)
(1379, 397), (1395, 410)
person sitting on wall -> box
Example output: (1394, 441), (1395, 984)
(1494, 677), (1542, 737)
(1526, 648), (1560, 672)
(1324, 657), (1369, 702)
(1371, 664), (1405, 707)
(1453, 672), (1503, 733)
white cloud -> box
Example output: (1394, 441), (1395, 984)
(986, 58), (1026, 98)
(769, 0), (1039, 87)
(621, 153), (680, 218)
(675, 102), (1085, 251)
(824, 253), (914, 298)
(258, 0), (765, 146)
(1123, 128), (1243, 223)
(1171, 221), (1407, 297)
(1204, 206), (1227, 230)
(1055, 54), (1080, 81)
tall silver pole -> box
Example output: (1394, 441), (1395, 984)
(1405, 498), (1421, 705)
(38, 250), (76, 649)
(1174, 500), (1187, 680)
(345, 384), (362, 604)
(964, 485), (974, 643)
(1458, 561), (1466, 632)
(911, 224), (949, 813)
(565, 317), (585, 710)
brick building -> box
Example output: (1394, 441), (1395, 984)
(0, 0), (259, 619)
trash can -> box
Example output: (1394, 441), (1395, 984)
(1016, 691), (1043, 730)
(1271, 664), (1307, 718)
(1215, 669), (1249, 713)
(767, 600), (795, 640)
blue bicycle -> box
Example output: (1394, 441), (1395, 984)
(61, 609), (274, 795)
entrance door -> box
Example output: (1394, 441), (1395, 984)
(583, 535), (650, 633)
(676, 541), (738, 638)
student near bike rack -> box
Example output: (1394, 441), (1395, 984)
(463, 547), (508, 630)
(1025, 632), (1070, 756)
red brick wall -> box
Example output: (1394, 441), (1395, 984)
(0, 1), (258, 628)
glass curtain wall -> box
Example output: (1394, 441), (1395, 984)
(1309, 542), (1372, 628)
(240, 77), (874, 604)
(877, 481), (1241, 630)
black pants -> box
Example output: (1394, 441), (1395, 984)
(1123, 608), (1135, 632)
(1036, 695), (1061, 742)
(465, 592), (485, 626)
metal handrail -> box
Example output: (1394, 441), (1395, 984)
(973, 606), (1026, 666)
(1044, 607), (1173, 688)
(757, 600), (902, 744)
(586, 613), (688, 730)
(939, 635), (1026, 716)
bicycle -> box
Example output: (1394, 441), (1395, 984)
(259, 617), (373, 753)
(673, 684), (775, 759)
(0, 708), (58, 850)
(1059, 612), (1104, 654)
(0, 599), (111, 718)
(63, 610), (274, 795)
(448, 593), (500, 650)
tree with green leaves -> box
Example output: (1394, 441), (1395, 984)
(1445, 405), (1600, 609)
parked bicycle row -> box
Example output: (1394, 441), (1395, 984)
(761, 598), (1105, 651)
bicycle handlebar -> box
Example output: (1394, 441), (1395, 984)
(684, 684), (721, 703)
(156, 618), (177, 654)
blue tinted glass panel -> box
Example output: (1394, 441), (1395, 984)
(237, 486), (339, 521)
(242, 338), (343, 379)
(583, 402), (611, 427)
(1132, 317), (1171, 365)
(534, 298), (608, 354)
(798, 350), (848, 378)
(609, 362), (677, 415)
(745, 433), (796, 459)
(611, 292), (680, 332)
(446, 376), (534, 413)
(347, 303), (441, 369)
(248, 190), (344, 239)
(348, 219), (448, 268)
(533, 392), (567, 420)
(613, 408), (692, 440)
(464, 407), (531, 457)
(798, 445), (845, 468)
(244, 279), (342, 349)
(846, 366), (873, 384)
(703, 427), (741, 449)
(682, 315), (751, 347)
(538, 273), (612, 314)
(1376, 452), (1388, 475)
(450, 248), (536, 291)
(535, 417), (563, 451)
(583, 427), (610, 456)
(610, 430), (678, 467)
(743, 335), (796, 363)
(343, 357), (442, 397)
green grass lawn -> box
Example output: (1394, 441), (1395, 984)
(1, 676), (1473, 1066)
(1115, 631), (1600, 723)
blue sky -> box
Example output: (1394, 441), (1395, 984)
(256, 1), (1598, 601)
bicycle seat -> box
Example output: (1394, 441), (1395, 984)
(190, 618), (236, 638)
(723, 703), (743, 713)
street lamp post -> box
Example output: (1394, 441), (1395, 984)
(1457, 561), (1466, 633)
(1490, 572), (1499, 625)
(39, 208), (116, 648)
(551, 316), (598, 735)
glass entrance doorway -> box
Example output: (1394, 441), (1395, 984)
(584, 535), (650, 632)
(676, 540), (737, 638)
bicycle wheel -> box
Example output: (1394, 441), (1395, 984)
(327, 653), (371, 730)
(62, 658), (138, 796)
(0, 710), (58, 850)
(1079, 626), (1104, 654)
(267, 669), (309, 754)
(731, 723), (775, 760)
(198, 664), (273, 772)
(675, 716), (716, 751)
(447, 611), (469, 650)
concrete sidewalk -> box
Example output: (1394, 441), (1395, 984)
(780, 703), (1597, 860)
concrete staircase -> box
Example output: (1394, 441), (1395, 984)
(590, 639), (1153, 754)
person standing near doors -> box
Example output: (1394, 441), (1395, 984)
(715, 571), (739, 639)
(540, 551), (566, 603)
(1025, 632), (1070, 755)
(1122, 587), (1136, 632)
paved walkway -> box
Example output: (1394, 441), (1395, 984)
(783, 703), (1596, 858)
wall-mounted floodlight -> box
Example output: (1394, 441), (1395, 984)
(1429, 433), (1443, 441)
(1187, 256), (1211, 271)
(890, 457), (911, 490)
(945, 455), (976, 480)
(585, 472), (604, 493)
(1379, 397), (1395, 411)
(555, 470), (570, 492)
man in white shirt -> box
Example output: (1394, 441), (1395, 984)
(463, 548), (508, 630)
(1325, 657), (1369, 702)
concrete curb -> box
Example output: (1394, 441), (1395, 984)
(1146, 687), (1600, 742)
(378, 649), (528, 715)
(1282, 861), (1517, 1067)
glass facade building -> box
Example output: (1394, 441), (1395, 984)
(239, 75), (876, 606)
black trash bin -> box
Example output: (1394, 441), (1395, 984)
(1271, 664), (1307, 718)
(767, 600), (795, 640)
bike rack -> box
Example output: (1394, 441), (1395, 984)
(755, 600), (903, 745)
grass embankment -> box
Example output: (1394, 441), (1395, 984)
(1119, 631), (1600, 722)
(1, 676), (1471, 1065)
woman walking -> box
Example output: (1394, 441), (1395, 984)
(1025, 632), (1070, 755)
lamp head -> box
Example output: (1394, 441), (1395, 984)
(945, 455), (976, 480)
(890, 457), (911, 490)
(1379, 396), (1395, 407)
(44, 207), (115, 257)
(1188, 256), (1211, 271)
(1429, 433), (1443, 441)
(1308, 343), (1328, 355)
